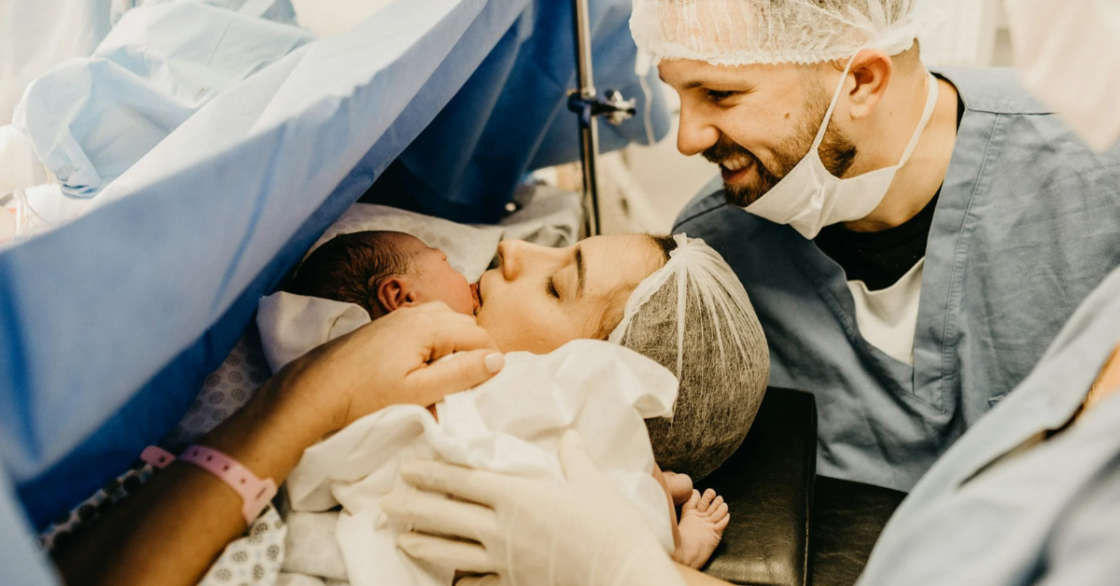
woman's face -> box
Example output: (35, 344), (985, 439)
(475, 235), (666, 353)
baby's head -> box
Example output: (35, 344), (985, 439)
(287, 231), (478, 319)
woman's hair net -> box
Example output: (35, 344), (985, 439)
(611, 234), (769, 480)
(630, 0), (932, 66)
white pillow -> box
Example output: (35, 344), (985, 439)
(307, 203), (503, 282)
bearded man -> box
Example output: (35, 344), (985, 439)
(637, 0), (1120, 491)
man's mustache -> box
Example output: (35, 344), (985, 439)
(702, 138), (760, 168)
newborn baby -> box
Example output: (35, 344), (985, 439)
(286, 230), (730, 568)
(287, 230), (480, 319)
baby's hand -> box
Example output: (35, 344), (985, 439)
(673, 488), (730, 569)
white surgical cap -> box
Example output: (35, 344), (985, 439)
(611, 235), (770, 480)
(631, 0), (929, 66)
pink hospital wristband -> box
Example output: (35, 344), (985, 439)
(141, 445), (277, 524)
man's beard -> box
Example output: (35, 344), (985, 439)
(704, 85), (858, 207)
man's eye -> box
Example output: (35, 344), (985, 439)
(706, 90), (737, 103)
(546, 276), (560, 299)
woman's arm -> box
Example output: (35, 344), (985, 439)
(52, 303), (502, 586)
(52, 375), (327, 584)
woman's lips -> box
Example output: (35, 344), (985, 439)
(470, 282), (482, 313)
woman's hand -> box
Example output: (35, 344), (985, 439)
(53, 301), (503, 586)
(277, 301), (504, 435)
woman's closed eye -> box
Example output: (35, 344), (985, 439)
(546, 276), (560, 299)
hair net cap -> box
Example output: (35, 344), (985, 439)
(631, 0), (937, 66)
(611, 234), (769, 480)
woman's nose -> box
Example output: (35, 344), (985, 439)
(498, 240), (556, 281)
(497, 240), (522, 280)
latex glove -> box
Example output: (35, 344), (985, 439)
(381, 430), (686, 586)
(279, 301), (505, 434)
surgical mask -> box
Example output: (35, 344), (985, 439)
(1005, 0), (1120, 152)
(743, 63), (939, 240)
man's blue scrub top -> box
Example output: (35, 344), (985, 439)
(674, 67), (1120, 491)
(857, 266), (1120, 586)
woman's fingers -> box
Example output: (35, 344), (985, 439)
(408, 348), (504, 406)
(397, 461), (508, 508)
(381, 484), (499, 540)
(397, 533), (496, 574)
(424, 319), (500, 361)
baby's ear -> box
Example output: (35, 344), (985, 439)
(376, 276), (421, 313)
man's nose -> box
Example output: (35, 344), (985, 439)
(677, 102), (720, 157)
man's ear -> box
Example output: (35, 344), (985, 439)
(376, 276), (420, 313)
(846, 49), (892, 120)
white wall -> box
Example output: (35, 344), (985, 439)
(919, 0), (1014, 67)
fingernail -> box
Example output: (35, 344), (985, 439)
(484, 352), (504, 373)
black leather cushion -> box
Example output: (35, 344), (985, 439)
(697, 388), (817, 586)
(810, 477), (906, 586)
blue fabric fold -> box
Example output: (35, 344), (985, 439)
(2, 0), (529, 529)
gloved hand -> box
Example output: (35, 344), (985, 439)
(380, 430), (686, 586)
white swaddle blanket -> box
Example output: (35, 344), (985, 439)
(280, 340), (678, 586)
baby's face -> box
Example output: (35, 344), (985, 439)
(398, 235), (479, 316)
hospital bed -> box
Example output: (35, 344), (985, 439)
(0, 1), (902, 584)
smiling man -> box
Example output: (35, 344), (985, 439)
(634, 0), (1120, 491)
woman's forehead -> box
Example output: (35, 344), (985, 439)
(581, 235), (661, 287)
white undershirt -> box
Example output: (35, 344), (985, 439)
(846, 259), (925, 365)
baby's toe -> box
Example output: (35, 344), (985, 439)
(698, 488), (717, 511)
(682, 489), (702, 512)
(714, 512), (731, 531)
(712, 502), (729, 521)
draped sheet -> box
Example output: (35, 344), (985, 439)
(0, 0), (529, 529)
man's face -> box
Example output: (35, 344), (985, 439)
(659, 59), (856, 207)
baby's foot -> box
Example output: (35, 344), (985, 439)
(673, 488), (730, 569)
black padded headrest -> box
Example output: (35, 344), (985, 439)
(698, 387), (817, 586)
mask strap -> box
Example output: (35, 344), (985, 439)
(895, 74), (941, 166)
(810, 51), (862, 151)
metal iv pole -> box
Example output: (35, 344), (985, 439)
(568, 0), (637, 237)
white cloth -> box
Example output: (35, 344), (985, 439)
(281, 511), (349, 581)
(847, 259), (924, 365)
(0, 0), (113, 126)
(0, 126), (49, 199)
(257, 293), (370, 373)
(7, 0), (311, 236)
(306, 203), (504, 283)
(283, 340), (679, 586)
